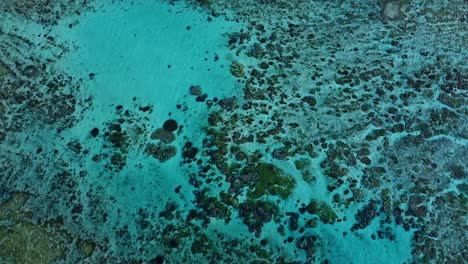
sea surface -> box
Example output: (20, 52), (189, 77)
(0, 0), (466, 263)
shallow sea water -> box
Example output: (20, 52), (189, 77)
(0, 0), (466, 263)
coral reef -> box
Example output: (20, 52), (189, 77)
(0, 0), (465, 263)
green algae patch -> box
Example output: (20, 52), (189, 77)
(77, 239), (96, 257)
(0, 221), (71, 264)
(246, 163), (296, 199)
(0, 192), (31, 221)
(305, 200), (338, 224)
(0, 193), (98, 262)
(294, 158), (310, 171)
(0, 193), (73, 264)
(220, 191), (239, 208)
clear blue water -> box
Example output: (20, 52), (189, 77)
(0, 0), (466, 263)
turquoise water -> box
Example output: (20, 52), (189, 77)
(0, 0), (466, 263)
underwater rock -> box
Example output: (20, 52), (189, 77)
(294, 158), (316, 183)
(150, 128), (176, 143)
(145, 143), (177, 162)
(438, 93), (465, 109)
(230, 62), (245, 78)
(110, 153), (126, 169)
(324, 163), (348, 179)
(301, 95), (317, 107)
(90, 127), (100, 137)
(296, 235), (316, 258)
(450, 164), (466, 180)
(195, 0), (211, 7)
(196, 93), (208, 102)
(189, 85), (202, 96)
(218, 97), (237, 110)
(408, 195), (428, 218)
(232, 131), (254, 144)
(106, 123), (130, 151)
(272, 147), (289, 160)
(182, 142), (198, 160)
(238, 200), (278, 233)
(259, 61), (269, 69)
(195, 191), (231, 221)
(352, 200), (378, 231)
(286, 212), (299, 231)
(162, 119), (178, 132)
(0, 102), (5, 115)
(149, 255), (165, 264)
(305, 200), (338, 224)
(66, 140), (82, 154)
(246, 43), (264, 59)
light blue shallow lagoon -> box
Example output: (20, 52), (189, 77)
(0, 0), (466, 263)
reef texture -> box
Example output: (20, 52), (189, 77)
(181, 0), (466, 262)
(0, 0), (466, 263)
